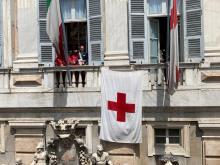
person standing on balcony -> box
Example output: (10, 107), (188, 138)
(68, 48), (80, 87)
(55, 56), (66, 88)
(78, 45), (88, 87)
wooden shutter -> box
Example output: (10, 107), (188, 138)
(38, 0), (54, 66)
(129, 0), (147, 64)
(183, 0), (203, 62)
(0, 0), (3, 66)
(87, 0), (103, 65)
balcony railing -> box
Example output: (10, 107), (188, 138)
(46, 62), (201, 90)
(2, 62), (220, 92)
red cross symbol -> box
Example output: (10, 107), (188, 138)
(107, 92), (135, 122)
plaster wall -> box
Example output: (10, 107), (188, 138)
(203, 0), (220, 61)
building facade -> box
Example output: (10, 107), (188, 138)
(1, 0), (220, 164)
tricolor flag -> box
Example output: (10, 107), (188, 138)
(168, 0), (179, 93)
(100, 68), (144, 143)
(46, 0), (64, 59)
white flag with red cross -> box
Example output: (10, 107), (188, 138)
(100, 68), (144, 143)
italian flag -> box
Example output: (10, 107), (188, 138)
(168, 0), (179, 93)
(46, 0), (64, 58)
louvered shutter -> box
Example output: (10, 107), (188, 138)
(129, 0), (147, 64)
(0, 0), (3, 66)
(38, 0), (54, 66)
(87, 0), (103, 65)
(183, 0), (203, 62)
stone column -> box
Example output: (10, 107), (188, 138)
(86, 124), (93, 153)
(104, 0), (129, 66)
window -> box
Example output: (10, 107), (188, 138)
(38, 0), (103, 66)
(155, 128), (180, 144)
(0, 0), (3, 67)
(148, 0), (181, 64)
(60, 0), (87, 53)
(129, 0), (203, 64)
(147, 124), (190, 157)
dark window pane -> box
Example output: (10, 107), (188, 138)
(168, 129), (180, 136)
(155, 137), (166, 144)
(169, 137), (180, 144)
(155, 129), (166, 136)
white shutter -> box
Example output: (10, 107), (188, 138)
(87, 0), (103, 65)
(129, 0), (147, 64)
(38, 0), (54, 66)
(0, 0), (3, 66)
(183, 0), (203, 62)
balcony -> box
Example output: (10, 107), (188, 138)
(1, 62), (220, 92)
(1, 63), (220, 108)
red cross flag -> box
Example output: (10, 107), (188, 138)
(100, 68), (144, 143)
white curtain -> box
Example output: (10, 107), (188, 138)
(149, 0), (162, 14)
(148, 0), (181, 15)
(60, 0), (87, 21)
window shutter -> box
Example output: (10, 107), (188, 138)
(87, 0), (103, 65)
(38, 0), (54, 66)
(183, 0), (203, 62)
(0, 0), (3, 66)
(128, 0), (147, 64)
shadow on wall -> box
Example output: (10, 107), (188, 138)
(156, 88), (170, 107)
(53, 90), (68, 108)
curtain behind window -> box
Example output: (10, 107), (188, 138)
(148, 0), (181, 15)
(60, 0), (87, 22)
(149, 0), (162, 14)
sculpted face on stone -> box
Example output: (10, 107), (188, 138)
(97, 144), (104, 157)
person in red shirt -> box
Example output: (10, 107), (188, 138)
(68, 49), (80, 87)
(55, 55), (66, 88)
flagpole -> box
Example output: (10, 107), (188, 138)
(59, 0), (72, 86)
(166, 0), (170, 84)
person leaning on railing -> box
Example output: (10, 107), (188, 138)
(55, 56), (66, 88)
(78, 45), (88, 87)
(68, 48), (80, 87)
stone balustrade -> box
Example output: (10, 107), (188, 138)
(1, 62), (220, 92)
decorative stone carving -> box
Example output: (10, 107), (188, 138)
(31, 142), (47, 165)
(50, 119), (79, 139)
(91, 144), (113, 165)
(47, 120), (80, 164)
(15, 158), (23, 165)
(75, 137), (91, 165)
(159, 153), (179, 165)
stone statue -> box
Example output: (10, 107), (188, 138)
(159, 153), (179, 165)
(91, 144), (113, 165)
(75, 137), (91, 165)
(31, 142), (48, 165)
(15, 158), (23, 165)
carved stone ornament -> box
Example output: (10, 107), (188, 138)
(47, 120), (94, 165)
(15, 158), (23, 165)
(91, 144), (113, 165)
(31, 142), (47, 165)
(159, 153), (179, 165)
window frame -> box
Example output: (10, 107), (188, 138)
(147, 123), (190, 157)
(146, 0), (183, 64)
(154, 128), (181, 145)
